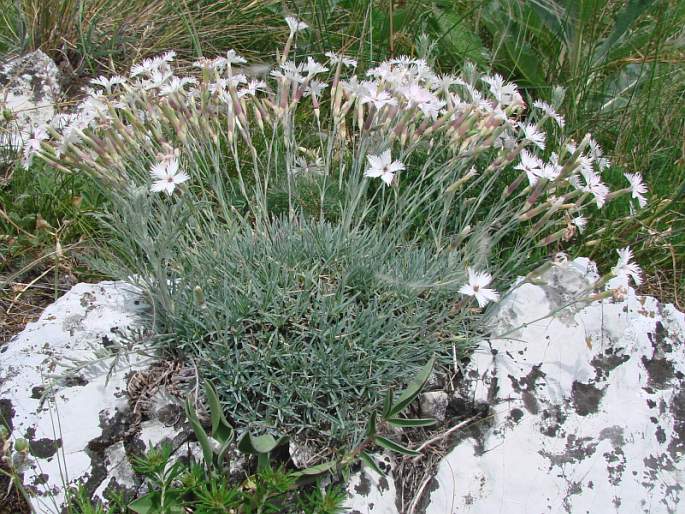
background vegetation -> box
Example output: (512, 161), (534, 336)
(2, 0), (682, 306)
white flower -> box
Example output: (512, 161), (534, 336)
(482, 74), (519, 106)
(533, 100), (565, 128)
(364, 150), (405, 186)
(304, 80), (327, 98)
(459, 268), (500, 308)
(226, 49), (247, 65)
(572, 216), (587, 233)
(430, 74), (465, 91)
(514, 149), (544, 186)
(400, 83), (435, 105)
(90, 75), (126, 92)
(293, 155), (325, 175)
(521, 123), (546, 151)
(238, 79), (267, 98)
(22, 126), (48, 168)
(193, 56), (228, 70)
(303, 57), (328, 78)
(418, 99), (445, 119)
(130, 58), (158, 77)
(150, 158), (190, 195)
(540, 153), (562, 181)
(271, 60), (305, 83)
(143, 69), (173, 90)
(325, 52), (357, 68)
(573, 168), (609, 208)
(159, 50), (176, 63)
(624, 172), (647, 208)
(285, 16), (308, 35)
(341, 76), (366, 97)
(366, 62), (395, 82)
(612, 247), (642, 287)
(359, 82), (397, 110)
(159, 76), (197, 96)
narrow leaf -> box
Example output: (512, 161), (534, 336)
(387, 417), (437, 428)
(291, 460), (338, 477)
(382, 389), (393, 419)
(366, 411), (377, 437)
(374, 435), (420, 457)
(388, 356), (435, 417)
(359, 451), (383, 475)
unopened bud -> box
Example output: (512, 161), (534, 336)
(193, 286), (205, 307)
(14, 438), (28, 453)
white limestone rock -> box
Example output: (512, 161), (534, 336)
(0, 282), (172, 513)
(419, 391), (450, 422)
(343, 453), (398, 514)
(0, 50), (60, 156)
(425, 259), (685, 514)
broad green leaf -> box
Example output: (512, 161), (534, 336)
(238, 432), (287, 455)
(388, 356), (435, 417)
(432, 6), (490, 66)
(359, 451), (383, 475)
(203, 380), (234, 442)
(217, 437), (233, 466)
(593, 0), (656, 65)
(387, 417), (437, 428)
(184, 399), (214, 466)
(128, 493), (156, 514)
(374, 435), (420, 457)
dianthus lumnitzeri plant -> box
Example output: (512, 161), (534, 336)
(25, 16), (647, 458)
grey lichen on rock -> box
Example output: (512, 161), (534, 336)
(0, 50), (60, 155)
(424, 258), (685, 514)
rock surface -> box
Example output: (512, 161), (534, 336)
(3, 258), (684, 513)
(343, 454), (398, 514)
(0, 50), (60, 154)
(425, 259), (685, 513)
(0, 282), (186, 512)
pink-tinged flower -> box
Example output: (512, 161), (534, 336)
(193, 56), (228, 71)
(400, 83), (435, 105)
(359, 82), (397, 110)
(150, 158), (189, 195)
(459, 268), (500, 308)
(612, 247), (642, 286)
(624, 172), (647, 208)
(364, 150), (405, 186)
(22, 126), (48, 168)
